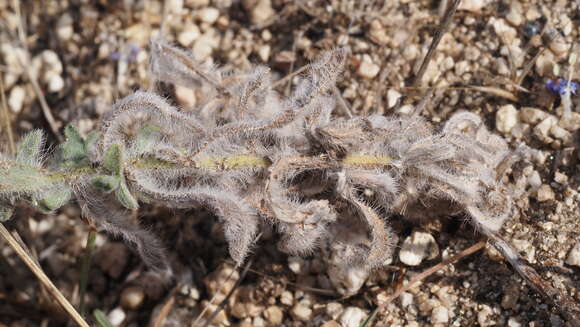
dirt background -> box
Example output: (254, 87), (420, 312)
(0, 0), (578, 326)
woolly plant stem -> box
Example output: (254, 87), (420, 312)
(0, 223), (90, 327)
(1, 154), (393, 193)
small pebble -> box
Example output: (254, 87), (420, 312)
(400, 292), (414, 308)
(231, 302), (264, 319)
(505, 3), (523, 26)
(279, 290), (294, 306)
(288, 256), (309, 275)
(290, 302), (312, 321)
(339, 307), (366, 327)
(56, 14), (74, 41)
(47, 74), (65, 92)
(496, 104), (519, 133)
(368, 20), (388, 45)
(107, 307), (126, 326)
(548, 37), (569, 57)
(244, 0), (275, 25)
(253, 316), (266, 327)
(8, 86), (25, 113)
(558, 112), (580, 131)
(527, 171), (542, 190)
(327, 264), (369, 296)
(192, 35), (215, 61)
(41, 50), (63, 75)
(549, 125), (571, 142)
(536, 184), (555, 202)
(519, 107), (547, 125)
(553, 172), (568, 185)
(490, 17), (517, 43)
(565, 243), (580, 267)
(399, 231), (440, 266)
(508, 317), (523, 327)
(477, 304), (495, 326)
(175, 85), (196, 108)
(459, 0), (486, 13)
(120, 286), (145, 310)
(534, 51), (555, 77)
(166, 0), (183, 14)
(357, 57), (380, 79)
(177, 25), (201, 47)
(186, 0), (209, 7)
(197, 7), (219, 24)
(512, 239), (535, 262)
(263, 306), (283, 325)
(431, 306), (449, 324)
(533, 116), (557, 140)
(387, 89), (401, 109)
(326, 302), (343, 320)
(257, 45), (270, 62)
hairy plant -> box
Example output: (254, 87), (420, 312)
(1, 39), (578, 322)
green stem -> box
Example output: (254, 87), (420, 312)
(79, 229), (97, 317)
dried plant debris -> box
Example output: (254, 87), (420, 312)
(1, 40), (578, 323)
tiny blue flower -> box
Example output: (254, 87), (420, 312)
(546, 78), (579, 95)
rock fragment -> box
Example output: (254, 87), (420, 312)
(339, 307), (366, 327)
(177, 25), (201, 47)
(431, 306), (449, 324)
(8, 86), (25, 113)
(519, 107), (547, 125)
(536, 184), (555, 202)
(357, 57), (380, 79)
(565, 243), (580, 267)
(263, 306), (283, 325)
(496, 104), (518, 133)
(243, 0), (275, 25)
(120, 286), (145, 310)
(399, 231), (440, 266)
(290, 301), (312, 321)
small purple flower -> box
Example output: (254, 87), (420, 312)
(109, 44), (141, 63)
(546, 78), (579, 95)
(127, 44), (141, 62)
(109, 51), (122, 61)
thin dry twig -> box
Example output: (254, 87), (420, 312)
(377, 241), (485, 308)
(201, 258), (254, 327)
(12, 0), (62, 141)
(515, 48), (546, 86)
(0, 72), (16, 154)
(469, 85), (519, 101)
(488, 234), (580, 326)
(151, 286), (178, 327)
(272, 65), (309, 89)
(410, 0), (461, 86)
(244, 265), (338, 296)
(0, 223), (90, 327)
(333, 85), (353, 118)
(190, 263), (240, 327)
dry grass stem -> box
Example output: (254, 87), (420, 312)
(0, 72), (16, 154)
(0, 223), (90, 327)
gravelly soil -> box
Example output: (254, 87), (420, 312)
(0, 0), (578, 326)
